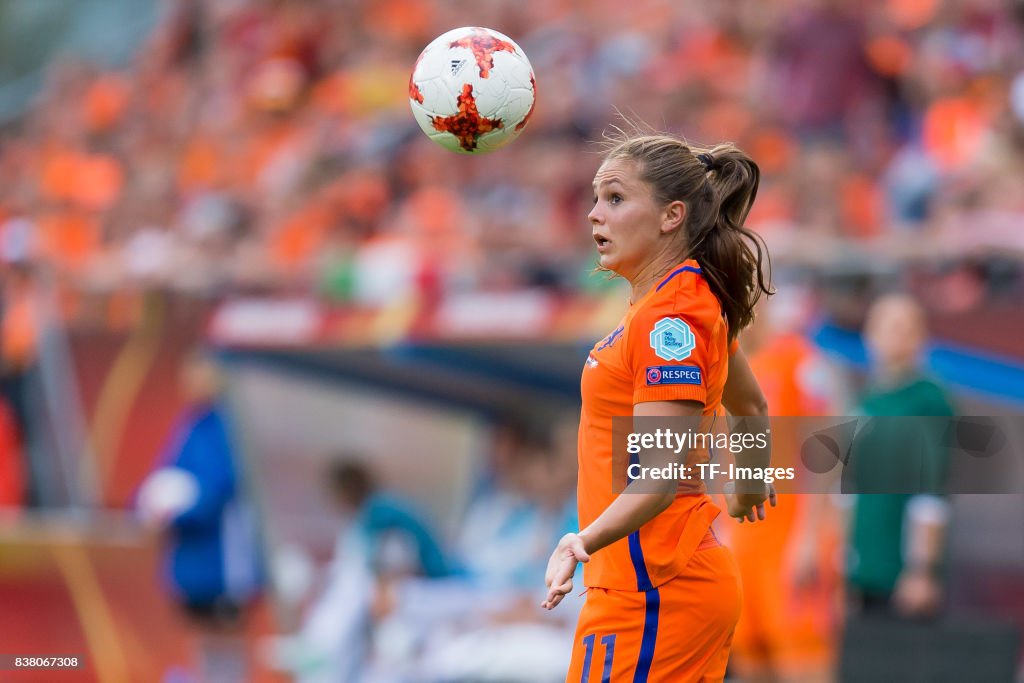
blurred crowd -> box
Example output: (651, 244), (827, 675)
(0, 0), (1023, 314)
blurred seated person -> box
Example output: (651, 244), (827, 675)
(398, 420), (581, 683)
(267, 457), (452, 683)
(328, 457), (452, 579)
(284, 424), (583, 683)
(456, 429), (577, 592)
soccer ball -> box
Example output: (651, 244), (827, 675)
(409, 27), (536, 154)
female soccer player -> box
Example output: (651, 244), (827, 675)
(543, 133), (775, 682)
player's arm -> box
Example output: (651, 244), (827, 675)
(542, 399), (701, 609)
(722, 345), (768, 417)
(720, 344), (775, 521)
(575, 399), (704, 555)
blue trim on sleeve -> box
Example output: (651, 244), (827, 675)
(655, 266), (702, 292)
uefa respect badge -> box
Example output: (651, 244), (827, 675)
(646, 365), (702, 385)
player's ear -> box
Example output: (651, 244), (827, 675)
(661, 200), (686, 234)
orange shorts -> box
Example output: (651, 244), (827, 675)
(566, 533), (742, 682)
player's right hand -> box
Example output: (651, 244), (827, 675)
(724, 481), (777, 523)
(542, 533), (590, 610)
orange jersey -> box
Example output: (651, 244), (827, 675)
(578, 260), (728, 591)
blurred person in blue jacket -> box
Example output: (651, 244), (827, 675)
(137, 348), (262, 682)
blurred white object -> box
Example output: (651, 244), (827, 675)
(370, 577), (582, 682)
(0, 217), (37, 263)
(124, 227), (175, 280)
(1011, 70), (1024, 124)
(297, 551), (374, 683)
(273, 543), (317, 608)
(209, 299), (322, 345)
(421, 623), (573, 683)
(137, 467), (199, 526)
(353, 237), (421, 306)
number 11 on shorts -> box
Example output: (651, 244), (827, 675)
(580, 633), (617, 683)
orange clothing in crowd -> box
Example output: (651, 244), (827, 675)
(83, 74), (130, 133)
(569, 261), (740, 681)
(177, 135), (226, 193)
(270, 202), (333, 270)
(40, 147), (123, 211)
(923, 96), (988, 170)
(36, 210), (101, 269)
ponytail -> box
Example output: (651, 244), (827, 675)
(604, 133), (773, 339)
(690, 144), (772, 338)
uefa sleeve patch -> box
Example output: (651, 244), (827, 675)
(650, 317), (696, 361)
(646, 365), (702, 385)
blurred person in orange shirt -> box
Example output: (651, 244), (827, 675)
(727, 290), (843, 683)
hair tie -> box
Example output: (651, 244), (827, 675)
(696, 153), (714, 172)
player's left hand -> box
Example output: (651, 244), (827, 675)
(724, 481), (777, 523)
(542, 533), (590, 610)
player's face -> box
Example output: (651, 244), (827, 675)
(588, 159), (665, 280)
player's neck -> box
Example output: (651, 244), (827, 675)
(628, 275), (659, 305)
(628, 257), (681, 305)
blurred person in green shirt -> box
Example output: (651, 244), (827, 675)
(845, 294), (955, 618)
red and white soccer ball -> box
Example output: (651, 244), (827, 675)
(409, 26), (537, 154)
